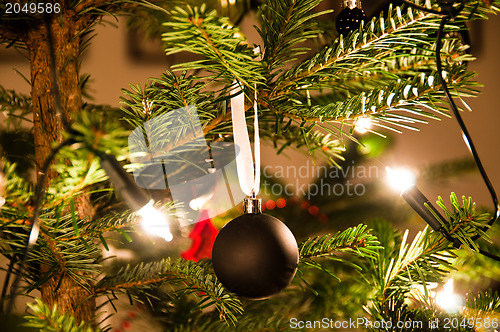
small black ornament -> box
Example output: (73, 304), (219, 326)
(212, 199), (299, 299)
(336, 6), (367, 36)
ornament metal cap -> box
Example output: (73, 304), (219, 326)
(243, 196), (262, 214)
(343, 0), (359, 9)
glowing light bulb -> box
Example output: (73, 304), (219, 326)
(385, 166), (416, 193)
(354, 117), (373, 134)
(435, 279), (464, 313)
(137, 200), (173, 242)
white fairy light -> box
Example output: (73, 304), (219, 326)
(385, 166), (416, 193)
(435, 279), (464, 313)
(137, 200), (173, 242)
(189, 191), (215, 211)
(354, 117), (373, 134)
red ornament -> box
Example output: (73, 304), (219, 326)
(181, 210), (219, 262)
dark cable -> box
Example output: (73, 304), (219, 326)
(396, 0), (500, 260)
(434, 16), (500, 229)
(434, 13), (500, 261)
(4, 138), (76, 314)
(0, 257), (15, 312)
(478, 248), (500, 262)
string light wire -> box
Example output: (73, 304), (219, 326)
(398, 0), (500, 261)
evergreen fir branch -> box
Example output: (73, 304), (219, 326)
(0, 86), (33, 132)
(121, 71), (349, 165)
(273, 5), (440, 94)
(1, 210), (102, 292)
(367, 290), (500, 332)
(299, 224), (380, 260)
(366, 194), (490, 309)
(71, 108), (130, 158)
(47, 156), (108, 207)
(75, 0), (145, 17)
(257, 0), (332, 81)
(300, 39), (473, 100)
(258, 118), (346, 165)
(0, 161), (33, 206)
(120, 71), (221, 135)
(465, 290), (500, 317)
(39, 109), (130, 208)
(121, 71), (250, 167)
(435, 193), (492, 251)
(173, 311), (291, 331)
(162, 5), (264, 89)
(298, 224), (381, 281)
(29, 215), (102, 291)
(379, 227), (453, 302)
(274, 67), (478, 135)
(120, 0), (498, 161)
(24, 299), (100, 332)
(95, 258), (243, 325)
(273, 0), (498, 95)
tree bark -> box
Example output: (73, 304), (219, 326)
(25, 14), (95, 324)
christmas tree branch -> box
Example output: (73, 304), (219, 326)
(274, 0), (499, 94)
(0, 86), (33, 132)
(258, 0), (331, 80)
(126, 0), (498, 163)
(298, 224), (381, 281)
(259, 119), (346, 164)
(276, 66), (478, 138)
(95, 258), (243, 325)
(370, 194), (491, 306)
(301, 39), (471, 98)
(74, 0), (115, 13)
(299, 224), (380, 259)
(24, 299), (100, 332)
(464, 290), (500, 317)
(272, 7), (435, 94)
(163, 5), (264, 89)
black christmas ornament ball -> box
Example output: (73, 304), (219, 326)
(336, 6), (367, 36)
(212, 201), (299, 299)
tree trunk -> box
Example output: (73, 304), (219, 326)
(26, 14), (95, 324)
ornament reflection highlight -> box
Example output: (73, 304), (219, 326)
(137, 200), (173, 242)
